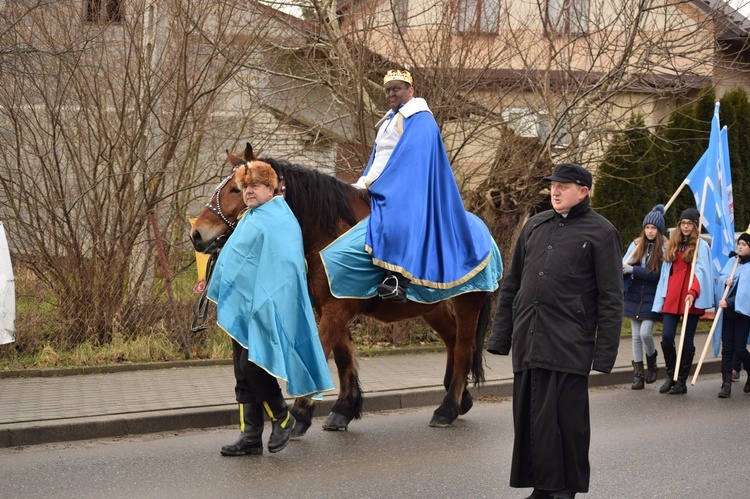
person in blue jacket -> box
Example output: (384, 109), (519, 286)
(622, 205), (665, 389)
(652, 208), (714, 395)
(353, 69), (491, 302)
(208, 161), (334, 456)
(716, 228), (750, 398)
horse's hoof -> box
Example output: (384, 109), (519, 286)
(322, 412), (351, 431)
(429, 413), (455, 428)
(291, 419), (311, 439)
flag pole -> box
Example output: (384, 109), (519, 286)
(691, 255), (740, 385)
(674, 178), (709, 381)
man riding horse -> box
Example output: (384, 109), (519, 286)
(353, 69), (493, 302)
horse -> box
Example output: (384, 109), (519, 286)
(190, 142), (495, 435)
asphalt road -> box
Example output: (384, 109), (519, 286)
(1, 374), (748, 498)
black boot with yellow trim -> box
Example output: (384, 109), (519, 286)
(263, 396), (296, 453)
(220, 402), (264, 456)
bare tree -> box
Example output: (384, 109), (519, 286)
(0, 0), (294, 351)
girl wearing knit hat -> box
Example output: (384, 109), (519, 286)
(622, 205), (666, 390)
(715, 227), (750, 398)
(651, 207), (714, 395)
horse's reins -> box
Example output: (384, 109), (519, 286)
(191, 164), (286, 332)
(191, 252), (218, 332)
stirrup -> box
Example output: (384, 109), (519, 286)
(377, 276), (407, 302)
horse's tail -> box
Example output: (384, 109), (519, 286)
(471, 293), (493, 385)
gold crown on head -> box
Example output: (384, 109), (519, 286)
(383, 69), (413, 85)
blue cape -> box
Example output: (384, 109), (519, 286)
(363, 110), (491, 289)
(207, 197), (334, 399)
(652, 239), (714, 313)
(321, 217), (502, 302)
(712, 258), (750, 356)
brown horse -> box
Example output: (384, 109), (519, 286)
(190, 143), (495, 435)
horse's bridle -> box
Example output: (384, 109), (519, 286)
(203, 169), (239, 247)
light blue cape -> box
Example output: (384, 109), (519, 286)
(363, 110), (492, 289)
(712, 258), (750, 356)
(321, 217), (502, 302)
(207, 197), (334, 399)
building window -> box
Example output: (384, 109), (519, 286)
(503, 107), (572, 148)
(456, 0), (499, 35)
(84, 0), (123, 23)
(392, 0), (408, 33)
(545, 0), (588, 35)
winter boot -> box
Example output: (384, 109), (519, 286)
(645, 351), (658, 384)
(631, 361), (645, 390)
(659, 343), (677, 394)
(669, 347), (695, 395)
(718, 372), (732, 398)
(263, 398), (296, 453)
(220, 403), (264, 456)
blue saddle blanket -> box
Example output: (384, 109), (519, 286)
(321, 216), (502, 303)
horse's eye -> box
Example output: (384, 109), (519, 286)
(230, 186), (241, 194)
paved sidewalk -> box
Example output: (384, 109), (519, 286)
(0, 333), (720, 448)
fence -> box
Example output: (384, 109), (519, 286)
(1, 255), (437, 369)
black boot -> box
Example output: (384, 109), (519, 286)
(718, 372), (732, 398)
(659, 343), (677, 394)
(523, 489), (550, 499)
(669, 347), (695, 395)
(645, 351), (658, 384)
(744, 370), (750, 393)
(631, 361), (645, 390)
(220, 403), (264, 456)
(377, 271), (410, 303)
(263, 398), (296, 453)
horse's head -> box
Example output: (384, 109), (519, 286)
(190, 143), (257, 254)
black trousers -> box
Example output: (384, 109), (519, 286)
(510, 368), (590, 493)
(232, 339), (282, 405)
(720, 312), (750, 374)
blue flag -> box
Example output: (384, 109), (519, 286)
(683, 103), (735, 357)
(684, 103), (734, 274)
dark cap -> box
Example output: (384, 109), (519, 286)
(543, 163), (592, 188)
(738, 226), (750, 246)
(679, 208), (700, 226)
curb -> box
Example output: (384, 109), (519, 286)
(0, 358), (721, 448)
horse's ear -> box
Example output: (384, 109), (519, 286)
(227, 150), (244, 168)
(243, 142), (256, 162)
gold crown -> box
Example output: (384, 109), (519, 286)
(383, 69), (412, 85)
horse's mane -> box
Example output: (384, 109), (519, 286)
(261, 157), (367, 240)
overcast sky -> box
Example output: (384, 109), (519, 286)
(729, 0), (750, 16)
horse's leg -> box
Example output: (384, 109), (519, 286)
(426, 293), (489, 427)
(423, 302), (469, 425)
(320, 303), (363, 431)
(290, 397), (316, 439)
